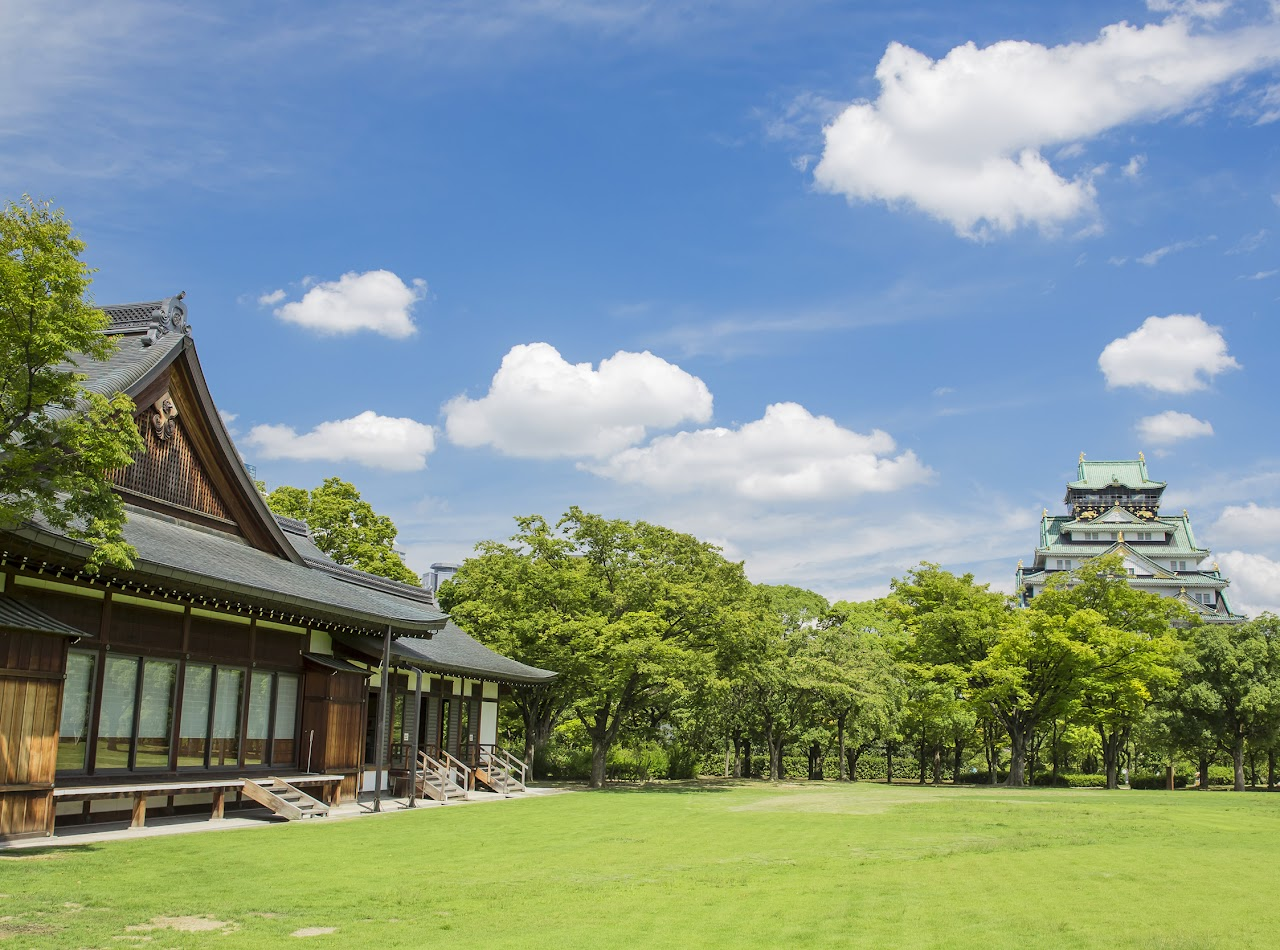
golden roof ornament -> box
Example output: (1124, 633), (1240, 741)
(1117, 531), (1124, 542)
(1017, 559), (1024, 570)
(1138, 450), (1145, 462)
(1213, 561), (1219, 572)
(1043, 507), (1048, 518)
(1183, 509), (1188, 519)
(1079, 451), (1086, 463)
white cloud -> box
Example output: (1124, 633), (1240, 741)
(587, 401), (932, 501)
(245, 411), (436, 472)
(1136, 410), (1214, 444)
(272, 270), (426, 338)
(1217, 550), (1280, 617)
(1226, 228), (1268, 254)
(1098, 314), (1240, 393)
(1239, 269), (1277, 280)
(1212, 504), (1280, 549)
(812, 15), (1280, 237)
(258, 289), (286, 306)
(443, 343), (712, 458)
(1122, 154), (1147, 178)
(1137, 236), (1212, 265)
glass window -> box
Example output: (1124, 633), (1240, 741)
(96, 655), (138, 770)
(211, 668), (243, 767)
(245, 671), (273, 766)
(178, 664), (213, 768)
(134, 659), (177, 768)
(273, 674), (299, 765)
(58, 652), (96, 772)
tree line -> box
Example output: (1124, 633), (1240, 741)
(441, 509), (1280, 792)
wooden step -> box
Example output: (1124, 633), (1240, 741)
(242, 778), (331, 820)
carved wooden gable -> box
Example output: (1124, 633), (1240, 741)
(111, 403), (232, 522)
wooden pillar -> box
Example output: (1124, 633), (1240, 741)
(407, 668), (423, 807)
(372, 626), (393, 813)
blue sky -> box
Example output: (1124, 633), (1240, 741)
(5, 0), (1279, 612)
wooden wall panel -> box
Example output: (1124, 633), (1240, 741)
(257, 628), (304, 668)
(10, 592), (100, 640)
(111, 603), (183, 653)
(0, 631), (67, 839)
(109, 414), (231, 520)
(189, 616), (251, 663)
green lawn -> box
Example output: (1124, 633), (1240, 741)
(4, 781), (1279, 948)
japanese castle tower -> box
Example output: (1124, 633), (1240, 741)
(1016, 454), (1244, 623)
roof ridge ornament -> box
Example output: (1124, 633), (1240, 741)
(141, 291), (188, 347)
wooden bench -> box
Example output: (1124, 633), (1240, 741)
(53, 775), (343, 829)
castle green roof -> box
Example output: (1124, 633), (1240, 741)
(1066, 458), (1166, 491)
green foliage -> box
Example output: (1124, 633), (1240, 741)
(263, 477), (420, 584)
(1058, 773), (1108, 787)
(444, 507), (761, 787)
(0, 196), (143, 569)
(1129, 773), (1189, 790)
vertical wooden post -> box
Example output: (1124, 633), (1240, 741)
(212, 789), (225, 819)
(372, 625), (393, 813)
(131, 793), (147, 828)
(408, 668), (423, 807)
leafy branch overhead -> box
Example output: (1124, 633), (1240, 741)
(0, 197), (143, 569)
(264, 477), (421, 585)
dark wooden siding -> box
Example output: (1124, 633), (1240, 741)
(0, 630), (68, 839)
(301, 666), (367, 803)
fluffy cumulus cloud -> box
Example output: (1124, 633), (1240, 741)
(1098, 314), (1240, 393)
(1216, 551), (1280, 617)
(1211, 504), (1280, 549)
(245, 411), (436, 471)
(1136, 410), (1214, 444)
(812, 14), (1280, 237)
(587, 402), (932, 501)
(444, 343), (713, 458)
(269, 270), (426, 338)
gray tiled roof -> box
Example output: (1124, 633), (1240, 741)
(12, 506), (447, 635)
(0, 594), (95, 638)
(275, 516), (434, 605)
(334, 623), (556, 685)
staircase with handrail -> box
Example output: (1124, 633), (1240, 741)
(475, 747), (529, 797)
(415, 749), (470, 804)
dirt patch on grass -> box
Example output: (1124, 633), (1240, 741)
(126, 915), (239, 934)
(291, 926), (337, 937)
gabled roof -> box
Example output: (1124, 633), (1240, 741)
(334, 624), (557, 685)
(7, 506), (447, 635)
(1067, 458), (1165, 491)
(1060, 505), (1176, 532)
(1038, 514), (1208, 559)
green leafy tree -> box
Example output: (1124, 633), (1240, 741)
(0, 197), (144, 569)
(444, 507), (759, 788)
(440, 514), (584, 773)
(813, 600), (904, 781)
(1173, 614), (1280, 791)
(1035, 555), (1185, 788)
(264, 477), (420, 584)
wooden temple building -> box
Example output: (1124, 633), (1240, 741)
(0, 295), (554, 840)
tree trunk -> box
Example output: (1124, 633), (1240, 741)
(919, 735), (927, 785)
(1005, 721), (1032, 787)
(1198, 754), (1210, 790)
(952, 738), (964, 785)
(846, 745), (863, 783)
(1098, 726), (1127, 790)
(886, 742), (894, 785)
(723, 736), (733, 779)
(1233, 732), (1246, 792)
(837, 714), (848, 781)
(742, 739), (752, 779)
(1268, 749), (1276, 792)
(931, 745), (943, 785)
(590, 737), (608, 788)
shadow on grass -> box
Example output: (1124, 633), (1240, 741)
(0, 843), (98, 859)
(592, 779), (745, 795)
